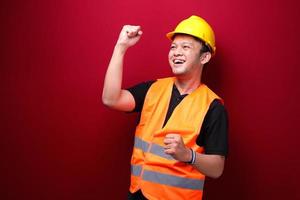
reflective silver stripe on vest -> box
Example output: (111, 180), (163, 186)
(143, 169), (204, 190)
(149, 143), (174, 160)
(134, 137), (149, 152)
(134, 137), (174, 160)
(131, 164), (142, 176)
(131, 164), (203, 190)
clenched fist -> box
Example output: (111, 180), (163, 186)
(116, 25), (143, 50)
(164, 134), (192, 162)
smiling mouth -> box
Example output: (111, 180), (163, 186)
(173, 59), (185, 64)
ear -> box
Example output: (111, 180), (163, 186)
(200, 52), (212, 65)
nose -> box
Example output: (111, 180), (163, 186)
(174, 47), (183, 57)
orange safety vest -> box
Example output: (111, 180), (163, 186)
(129, 77), (222, 200)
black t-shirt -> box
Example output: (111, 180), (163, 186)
(127, 80), (228, 156)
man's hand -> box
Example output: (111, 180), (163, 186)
(163, 134), (191, 162)
(116, 25), (143, 50)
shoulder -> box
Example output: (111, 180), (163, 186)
(127, 80), (156, 95)
(209, 99), (226, 112)
(206, 99), (228, 123)
(126, 80), (156, 112)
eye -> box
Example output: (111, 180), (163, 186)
(183, 45), (190, 49)
(170, 45), (176, 50)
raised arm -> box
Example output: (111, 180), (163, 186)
(102, 25), (142, 111)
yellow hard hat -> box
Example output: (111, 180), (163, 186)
(166, 15), (216, 55)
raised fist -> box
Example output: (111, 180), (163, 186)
(116, 25), (143, 49)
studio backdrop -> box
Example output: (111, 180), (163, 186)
(2, 0), (300, 199)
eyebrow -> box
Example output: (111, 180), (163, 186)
(171, 42), (193, 46)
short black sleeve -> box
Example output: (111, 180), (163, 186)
(127, 80), (156, 112)
(196, 99), (229, 156)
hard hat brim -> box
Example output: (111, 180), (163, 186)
(166, 31), (175, 40)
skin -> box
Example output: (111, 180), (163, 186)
(168, 34), (210, 94)
(102, 25), (225, 178)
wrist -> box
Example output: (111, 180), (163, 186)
(185, 148), (196, 165)
(114, 43), (128, 55)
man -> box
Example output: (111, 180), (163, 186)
(102, 15), (228, 200)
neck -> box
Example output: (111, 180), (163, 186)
(174, 75), (202, 95)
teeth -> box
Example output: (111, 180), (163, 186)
(174, 59), (185, 64)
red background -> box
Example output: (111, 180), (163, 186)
(2, 0), (300, 199)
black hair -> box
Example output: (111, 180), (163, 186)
(194, 37), (211, 55)
(172, 33), (212, 55)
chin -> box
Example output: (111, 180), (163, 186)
(172, 69), (186, 76)
(171, 66), (186, 75)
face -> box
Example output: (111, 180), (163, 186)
(168, 34), (203, 77)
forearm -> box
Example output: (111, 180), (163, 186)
(102, 44), (127, 106)
(164, 134), (225, 179)
(192, 153), (225, 179)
